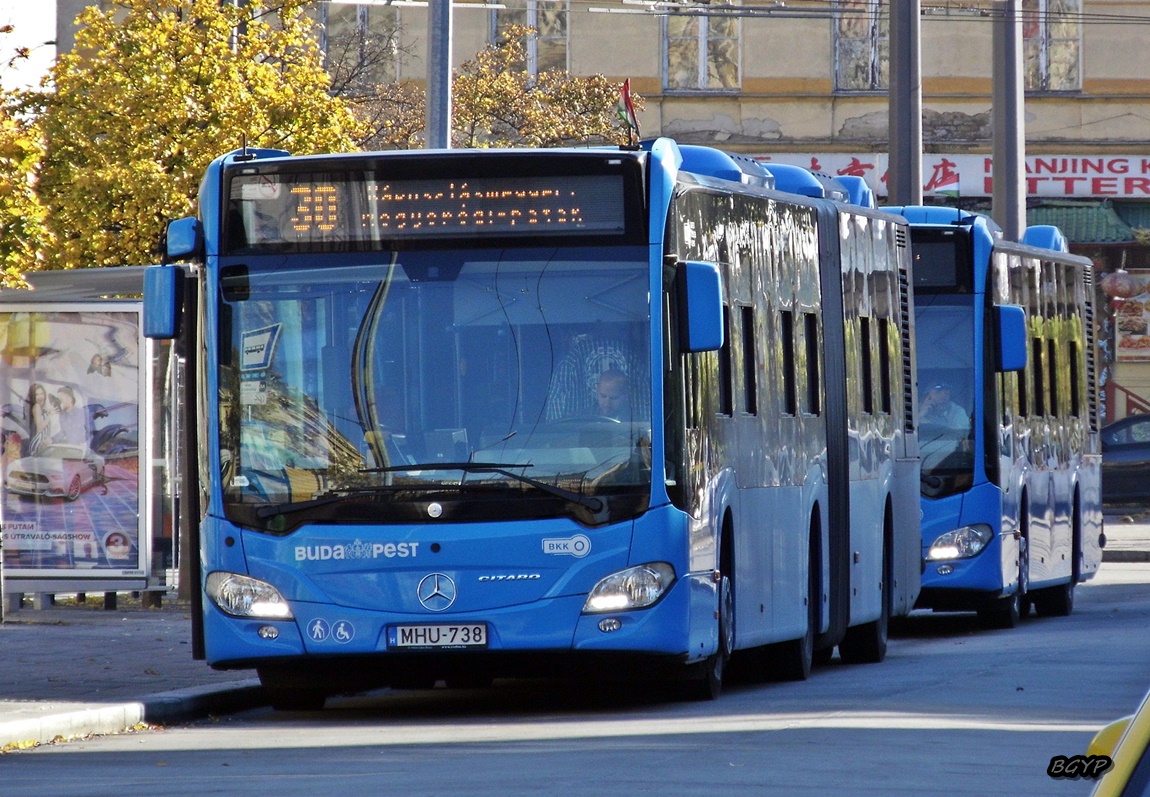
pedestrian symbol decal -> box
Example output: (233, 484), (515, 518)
(308, 618), (330, 642)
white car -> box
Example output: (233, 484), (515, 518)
(5, 444), (106, 501)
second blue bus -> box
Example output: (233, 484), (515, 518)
(888, 207), (1104, 628)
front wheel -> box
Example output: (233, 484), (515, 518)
(978, 590), (1021, 630)
(978, 536), (1028, 630)
(266, 688), (326, 712)
(685, 573), (733, 701)
(259, 667), (328, 711)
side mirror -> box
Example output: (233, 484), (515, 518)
(995, 304), (1027, 372)
(166, 217), (202, 261)
(143, 265), (184, 340)
(676, 261), (724, 353)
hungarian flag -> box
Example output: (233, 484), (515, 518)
(616, 79), (640, 141)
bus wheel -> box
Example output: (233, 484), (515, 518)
(978, 536), (1027, 630)
(767, 550), (816, 681)
(978, 591), (1020, 630)
(1034, 503), (1079, 618)
(1032, 581), (1075, 617)
(266, 688), (327, 712)
(686, 571), (733, 701)
(259, 667), (328, 711)
(839, 529), (890, 664)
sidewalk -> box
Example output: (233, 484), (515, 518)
(1102, 511), (1150, 562)
(0, 515), (1148, 751)
(0, 598), (264, 750)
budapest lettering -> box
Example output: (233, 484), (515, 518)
(294, 540), (419, 561)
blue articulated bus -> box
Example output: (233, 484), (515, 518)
(145, 139), (921, 709)
(886, 206), (1104, 629)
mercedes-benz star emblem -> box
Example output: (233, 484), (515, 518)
(416, 573), (457, 612)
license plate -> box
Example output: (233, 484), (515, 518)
(390, 623), (488, 649)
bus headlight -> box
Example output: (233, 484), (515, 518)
(582, 562), (676, 613)
(206, 571), (294, 619)
(927, 525), (994, 561)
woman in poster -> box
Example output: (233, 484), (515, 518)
(26, 382), (58, 455)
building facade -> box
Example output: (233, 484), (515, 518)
(53, 0), (1150, 419)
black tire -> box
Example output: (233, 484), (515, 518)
(686, 572), (733, 701)
(978, 589), (1021, 630)
(259, 667), (328, 711)
(1034, 498), (1080, 618)
(978, 529), (1029, 630)
(66, 474), (82, 501)
(445, 673), (495, 689)
(839, 520), (891, 665)
(768, 541), (817, 682)
(839, 598), (889, 663)
(1032, 581), (1075, 617)
(266, 688), (327, 712)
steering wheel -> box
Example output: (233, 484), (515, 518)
(551, 415), (623, 425)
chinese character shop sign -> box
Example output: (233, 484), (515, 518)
(760, 154), (1150, 199)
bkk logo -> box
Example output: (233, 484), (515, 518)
(294, 540), (419, 561)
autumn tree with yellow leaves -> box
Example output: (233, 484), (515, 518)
(35, 0), (365, 270)
(0, 26), (51, 287)
(2, 7), (638, 277)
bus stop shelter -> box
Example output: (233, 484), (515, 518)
(0, 267), (176, 615)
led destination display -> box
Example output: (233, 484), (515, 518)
(228, 171), (627, 250)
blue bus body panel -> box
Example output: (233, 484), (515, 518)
(920, 483), (1010, 596)
(201, 504), (715, 667)
(202, 579), (704, 665)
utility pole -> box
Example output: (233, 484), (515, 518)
(992, 0), (1026, 241)
(426, 0), (453, 149)
(888, 0), (922, 205)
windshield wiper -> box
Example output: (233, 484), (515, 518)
(364, 461), (604, 512)
(255, 483), (424, 519)
(256, 461), (602, 519)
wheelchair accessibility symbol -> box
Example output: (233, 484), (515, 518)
(333, 620), (355, 644)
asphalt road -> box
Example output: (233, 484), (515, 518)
(5, 562), (1149, 797)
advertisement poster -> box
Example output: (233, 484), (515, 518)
(0, 307), (143, 578)
(1113, 271), (1150, 362)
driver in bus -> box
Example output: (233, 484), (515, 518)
(920, 382), (971, 470)
(595, 369), (631, 421)
(921, 383), (968, 432)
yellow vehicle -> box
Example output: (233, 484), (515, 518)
(1088, 687), (1150, 796)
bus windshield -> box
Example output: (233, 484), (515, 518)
(216, 246), (652, 532)
(915, 293), (975, 495)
